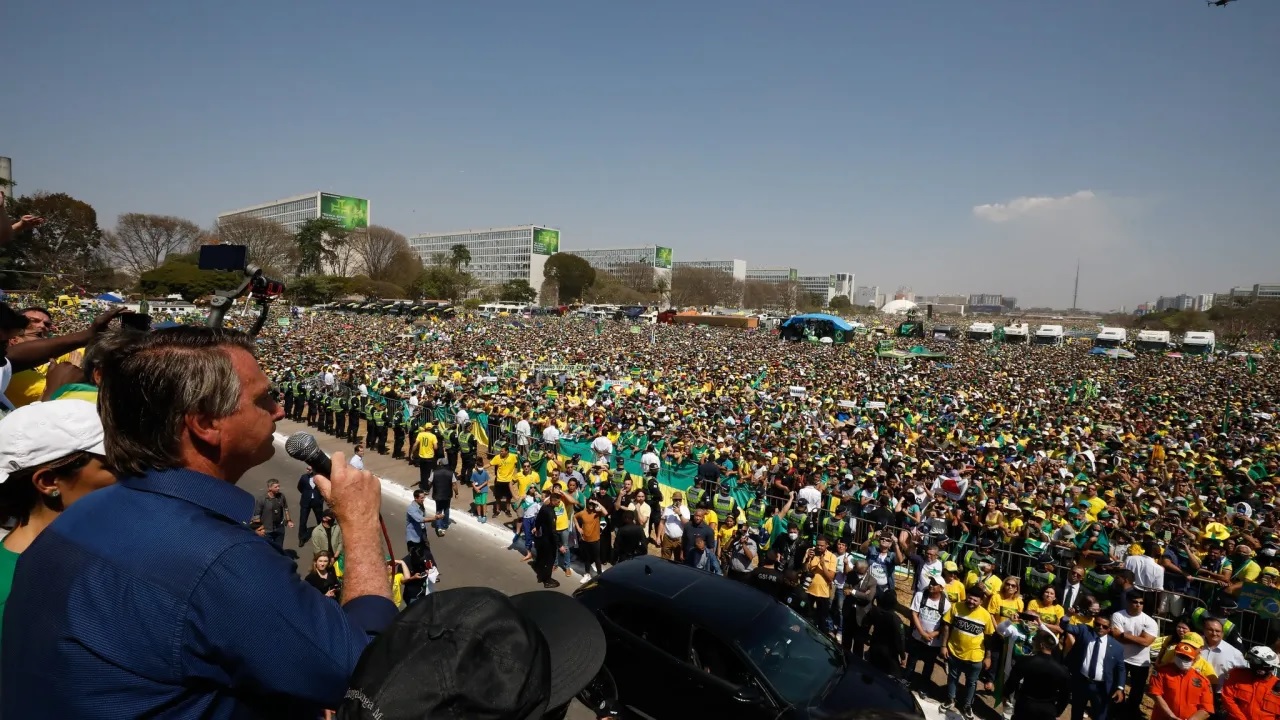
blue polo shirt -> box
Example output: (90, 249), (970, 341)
(1, 468), (397, 719)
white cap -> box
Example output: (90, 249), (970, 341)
(0, 400), (106, 483)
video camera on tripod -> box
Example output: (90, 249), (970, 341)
(200, 245), (285, 336)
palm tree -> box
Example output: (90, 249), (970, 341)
(448, 243), (471, 271)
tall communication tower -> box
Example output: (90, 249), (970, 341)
(1072, 260), (1080, 310)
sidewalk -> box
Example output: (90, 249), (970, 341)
(273, 419), (513, 547)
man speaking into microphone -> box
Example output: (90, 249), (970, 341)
(2, 327), (395, 719)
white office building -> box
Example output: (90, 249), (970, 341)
(796, 272), (855, 305)
(562, 245), (673, 298)
(855, 285), (882, 308)
(672, 258), (747, 281)
(408, 225), (560, 289)
(218, 192), (370, 234)
(746, 267), (798, 283)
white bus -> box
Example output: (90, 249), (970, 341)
(1135, 330), (1172, 352)
(967, 322), (995, 341)
(1003, 323), (1030, 344)
(478, 302), (532, 315)
(1093, 327), (1128, 349)
(1181, 330), (1216, 355)
(1034, 324), (1064, 345)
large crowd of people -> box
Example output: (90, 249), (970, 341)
(1, 291), (1278, 719)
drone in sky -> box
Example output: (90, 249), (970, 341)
(1207, 0), (1237, 6)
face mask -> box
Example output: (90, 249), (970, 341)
(1174, 657), (1194, 671)
(789, 533), (799, 541)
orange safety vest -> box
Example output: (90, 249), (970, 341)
(1149, 666), (1215, 720)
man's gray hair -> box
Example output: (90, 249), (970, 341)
(98, 327), (257, 477)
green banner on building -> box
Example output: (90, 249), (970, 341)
(532, 228), (560, 255)
(789, 268), (799, 281)
(320, 193), (370, 229)
(655, 246), (673, 268)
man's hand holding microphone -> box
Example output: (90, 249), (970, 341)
(288, 433), (392, 605)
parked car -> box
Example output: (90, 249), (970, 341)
(573, 558), (922, 719)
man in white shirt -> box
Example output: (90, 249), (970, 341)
(349, 444), (366, 471)
(914, 544), (945, 593)
(1200, 616), (1246, 692)
(907, 577), (951, 690)
(1123, 540), (1166, 593)
(454, 407), (469, 426)
(1109, 589), (1158, 719)
(797, 478), (823, 510)
(515, 417), (531, 452)
(640, 447), (661, 474)
(591, 433), (614, 464)
(657, 491), (690, 562)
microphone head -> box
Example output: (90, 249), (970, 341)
(285, 432), (319, 463)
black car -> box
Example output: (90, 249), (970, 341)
(573, 558), (922, 719)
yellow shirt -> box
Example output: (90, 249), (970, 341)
(553, 503), (569, 532)
(5, 352), (81, 408)
(513, 471), (540, 499)
(415, 431), (438, 459)
(1028, 600), (1065, 626)
(944, 579), (967, 605)
(965, 572), (1003, 598)
(805, 550), (839, 600)
(944, 604), (995, 662)
(987, 594), (1025, 623)
(491, 453), (518, 482)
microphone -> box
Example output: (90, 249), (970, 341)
(284, 431), (395, 557)
(285, 431), (331, 476)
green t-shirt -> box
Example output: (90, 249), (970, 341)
(0, 542), (20, 648)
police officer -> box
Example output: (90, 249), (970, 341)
(1082, 556), (1118, 614)
(281, 373), (296, 419)
(963, 537), (997, 577)
(744, 492), (768, 544)
(711, 484), (738, 526)
(391, 406), (407, 459)
(457, 423), (477, 480)
(1023, 554), (1058, 602)
(364, 397), (378, 449)
(305, 384), (319, 426)
(821, 504), (852, 546)
(371, 401), (388, 454)
(333, 393), (346, 436)
(439, 422), (457, 472)
(349, 394), (365, 444)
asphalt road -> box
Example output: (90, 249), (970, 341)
(247, 419), (597, 720)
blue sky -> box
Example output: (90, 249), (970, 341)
(7, 0), (1278, 310)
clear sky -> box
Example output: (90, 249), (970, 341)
(7, 0), (1278, 310)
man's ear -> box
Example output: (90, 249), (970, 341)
(186, 412), (222, 448)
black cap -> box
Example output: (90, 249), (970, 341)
(339, 587), (606, 720)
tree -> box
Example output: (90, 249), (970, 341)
(828, 295), (853, 312)
(329, 231), (360, 277)
(289, 274), (352, 305)
(382, 248), (424, 293)
(137, 258), (241, 302)
(448, 243), (471, 271)
(669, 266), (742, 307)
(103, 213), (202, 278)
(543, 253), (596, 303)
(1, 192), (106, 290)
(212, 216), (298, 276)
(499, 279), (538, 303)
(354, 225), (411, 281)
(582, 271), (647, 305)
(614, 262), (658, 294)
(295, 218), (346, 276)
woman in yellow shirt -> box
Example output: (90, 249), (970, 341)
(987, 576), (1026, 623)
(1027, 586), (1065, 626)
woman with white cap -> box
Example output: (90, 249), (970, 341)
(0, 400), (116, 643)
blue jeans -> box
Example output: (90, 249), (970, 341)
(433, 501), (451, 531)
(946, 657), (982, 709)
(521, 517), (536, 552)
(556, 529), (571, 570)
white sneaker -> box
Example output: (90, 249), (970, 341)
(579, 573), (592, 585)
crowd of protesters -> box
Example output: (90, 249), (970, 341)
(2, 286), (1279, 718)
(261, 305), (1277, 719)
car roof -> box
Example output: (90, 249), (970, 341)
(589, 558), (776, 633)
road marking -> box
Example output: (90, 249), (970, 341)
(272, 432), (515, 547)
